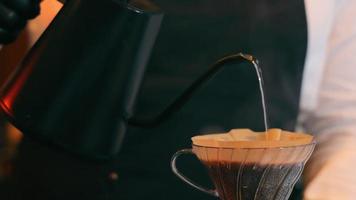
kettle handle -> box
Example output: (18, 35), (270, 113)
(128, 53), (258, 127)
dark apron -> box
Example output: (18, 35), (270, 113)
(1, 0), (307, 199)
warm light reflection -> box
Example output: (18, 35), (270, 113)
(2, 56), (36, 111)
(1, 0), (62, 113)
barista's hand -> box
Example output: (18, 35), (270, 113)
(0, 0), (41, 44)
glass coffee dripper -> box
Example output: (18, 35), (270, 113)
(171, 129), (316, 200)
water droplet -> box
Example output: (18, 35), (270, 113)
(109, 172), (119, 181)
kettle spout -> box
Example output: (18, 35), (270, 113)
(128, 53), (259, 128)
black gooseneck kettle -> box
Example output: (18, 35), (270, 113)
(0, 0), (257, 160)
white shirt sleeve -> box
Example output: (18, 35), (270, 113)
(301, 0), (356, 199)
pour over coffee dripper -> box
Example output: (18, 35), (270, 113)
(171, 129), (315, 200)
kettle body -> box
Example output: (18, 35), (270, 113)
(0, 0), (163, 160)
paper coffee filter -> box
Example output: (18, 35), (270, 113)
(191, 129), (315, 164)
(192, 128), (313, 148)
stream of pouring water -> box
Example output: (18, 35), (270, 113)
(252, 60), (269, 132)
